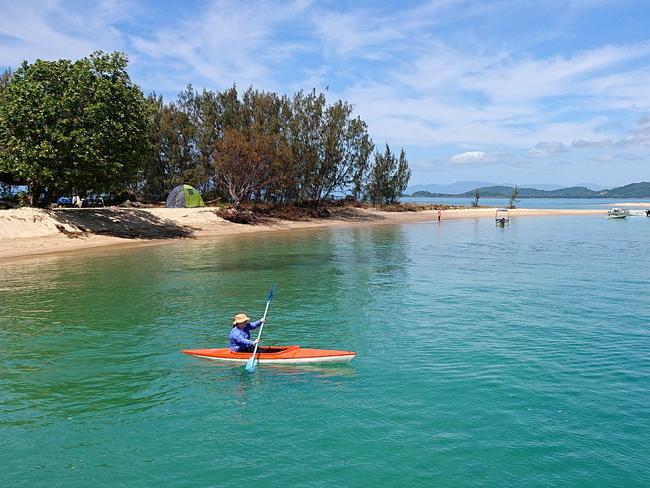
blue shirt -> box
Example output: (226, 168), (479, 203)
(229, 320), (263, 352)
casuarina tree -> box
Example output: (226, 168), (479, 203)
(366, 145), (411, 204)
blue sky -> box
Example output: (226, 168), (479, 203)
(1, 0), (649, 187)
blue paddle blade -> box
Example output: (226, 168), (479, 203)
(245, 357), (257, 372)
(268, 284), (275, 302)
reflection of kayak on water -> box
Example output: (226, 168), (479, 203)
(182, 345), (356, 365)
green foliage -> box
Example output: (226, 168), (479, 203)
(366, 145), (412, 204)
(1, 51), (403, 207)
(288, 91), (374, 204)
(0, 69), (12, 184)
(0, 51), (150, 206)
(472, 189), (480, 207)
(140, 93), (196, 201)
(508, 185), (519, 209)
(16, 191), (29, 208)
(0, 69), (10, 91)
(140, 85), (377, 206)
(600, 182), (650, 198)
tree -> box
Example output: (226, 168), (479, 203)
(0, 69), (13, 186)
(137, 84), (377, 206)
(472, 189), (480, 207)
(176, 84), (243, 197)
(241, 87), (292, 202)
(394, 148), (411, 201)
(508, 185), (519, 209)
(283, 90), (374, 204)
(349, 117), (374, 201)
(213, 128), (274, 205)
(319, 103), (373, 203)
(0, 51), (150, 205)
(139, 93), (195, 202)
(287, 89), (326, 202)
(0, 69), (10, 89)
(366, 145), (411, 204)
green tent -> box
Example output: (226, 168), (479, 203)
(165, 184), (205, 208)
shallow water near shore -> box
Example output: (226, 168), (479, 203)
(2, 214), (650, 486)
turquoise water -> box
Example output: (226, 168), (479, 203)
(403, 196), (650, 209)
(2, 215), (650, 486)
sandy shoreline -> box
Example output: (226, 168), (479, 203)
(0, 206), (607, 263)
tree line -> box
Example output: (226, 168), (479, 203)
(0, 51), (410, 207)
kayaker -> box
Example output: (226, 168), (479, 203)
(230, 313), (265, 352)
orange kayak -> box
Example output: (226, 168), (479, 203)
(181, 345), (356, 364)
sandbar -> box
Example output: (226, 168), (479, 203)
(0, 206), (607, 263)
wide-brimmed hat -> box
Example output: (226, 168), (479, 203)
(233, 313), (250, 325)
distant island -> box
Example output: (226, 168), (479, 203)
(411, 182), (650, 199)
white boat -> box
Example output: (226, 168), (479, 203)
(495, 208), (510, 225)
(607, 208), (630, 219)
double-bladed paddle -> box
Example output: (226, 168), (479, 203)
(245, 284), (275, 372)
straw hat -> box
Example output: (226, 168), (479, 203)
(233, 313), (250, 325)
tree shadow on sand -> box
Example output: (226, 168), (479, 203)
(45, 208), (196, 239)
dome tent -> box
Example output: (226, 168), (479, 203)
(165, 184), (205, 208)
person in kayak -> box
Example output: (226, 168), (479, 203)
(230, 313), (265, 352)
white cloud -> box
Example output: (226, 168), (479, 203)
(572, 138), (612, 148)
(129, 0), (313, 91)
(451, 151), (489, 163)
(527, 141), (569, 157)
(593, 154), (615, 162)
(568, 115), (650, 149)
(2, 0), (650, 180)
(450, 151), (511, 165)
(0, 1), (131, 65)
(623, 153), (644, 161)
(334, 35), (650, 152)
(527, 149), (547, 158)
(311, 0), (466, 60)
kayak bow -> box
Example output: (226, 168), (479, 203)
(182, 345), (356, 365)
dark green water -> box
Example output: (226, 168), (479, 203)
(2, 216), (650, 486)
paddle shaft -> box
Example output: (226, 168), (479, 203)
(249, 294), (272, 361)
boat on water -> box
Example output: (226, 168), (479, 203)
(182, 345), (356, 364)
(607, 208), (630, 218)
(495, 208), (510, 226)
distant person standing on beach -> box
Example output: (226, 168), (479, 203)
(437, 208), (442, 221)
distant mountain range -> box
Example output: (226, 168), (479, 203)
(410, 182), (650, 199)
(406, 181), (606, 194)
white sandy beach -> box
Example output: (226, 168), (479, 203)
(610, 202), (650, 207)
